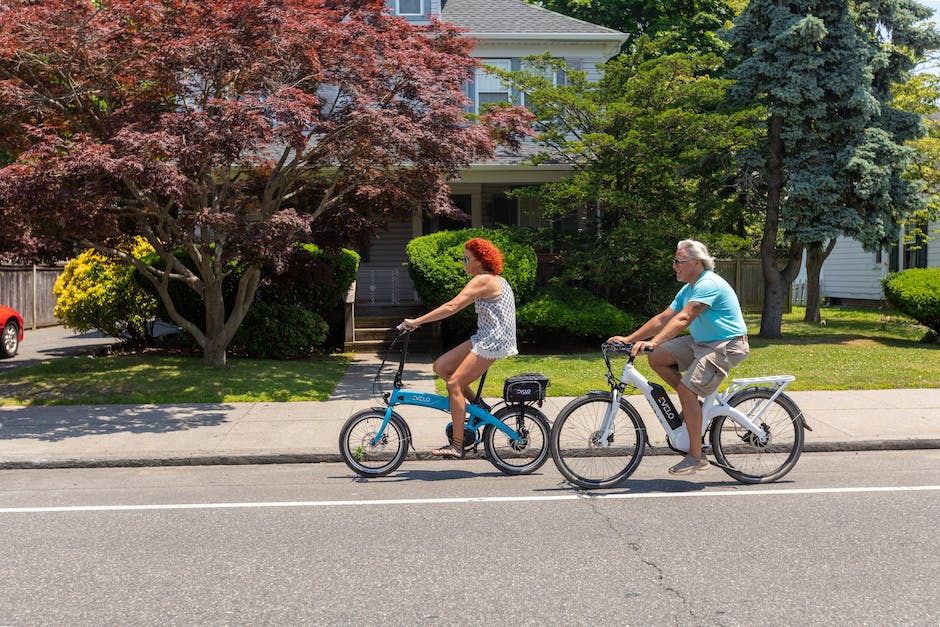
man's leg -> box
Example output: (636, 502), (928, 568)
(650, 344), (707, 464)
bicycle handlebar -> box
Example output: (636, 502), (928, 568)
(601, 340), (654, 355)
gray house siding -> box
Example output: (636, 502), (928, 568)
(821, 239), (887, 301)
(813, 219), (939, 304)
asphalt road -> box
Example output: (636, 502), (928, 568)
(1, 450), (938, 625)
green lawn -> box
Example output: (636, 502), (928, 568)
(472, 306), (939, 396)
(0, 306), (935, 406)
(0, 353), (351, 406)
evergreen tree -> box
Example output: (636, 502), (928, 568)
(725, 0), (940, 334)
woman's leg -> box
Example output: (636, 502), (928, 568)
(433, 340), (481, 403)
(432, 341), (494, 454)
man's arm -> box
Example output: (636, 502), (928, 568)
(608, 307), (677, 345)
(630, 301), (706, 355)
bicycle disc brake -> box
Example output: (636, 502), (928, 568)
(589, 430), (615, 447)
(740, 423), (770, 448)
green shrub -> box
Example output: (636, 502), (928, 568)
(138, 244), (358, 355)
(406, 228), (537, 303)
(230, 302), (328, 359)
(883, 268), (940, 341)
(54, 240), (159, 344)
(517, 285), (640, 341)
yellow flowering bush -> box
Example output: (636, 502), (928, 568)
(54, 238), (158, 344)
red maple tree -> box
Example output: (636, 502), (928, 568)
(0, 0), (532, 365)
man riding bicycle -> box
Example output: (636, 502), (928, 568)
(609, 239), (749, 475)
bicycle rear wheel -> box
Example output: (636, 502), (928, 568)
(338, 409), (410, 477)
(709, 388), (804, 484)
(482, 405), (551, 475)
(550, 393), (647, 489)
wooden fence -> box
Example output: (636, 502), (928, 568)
(714, 258), (790, 314)
(0, 265), (63, 329)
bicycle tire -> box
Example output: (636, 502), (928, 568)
(709, 387), (804, 484)
(338, 409), (410, 477)
(550, 393), (647, 489)
(482, 405), (551, 475)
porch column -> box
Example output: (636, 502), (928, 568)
(470, 186), (483, 227)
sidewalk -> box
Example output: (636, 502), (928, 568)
(1, 350), (939, 469)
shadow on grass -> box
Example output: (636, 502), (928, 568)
(746, 334), (939, 349)
(0, 403), (232, 442)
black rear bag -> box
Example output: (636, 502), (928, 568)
(503, 373), (549, 404)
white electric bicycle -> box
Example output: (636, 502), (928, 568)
(550, 340), (811, 488)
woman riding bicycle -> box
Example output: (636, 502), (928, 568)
(400, 238), (517, 459)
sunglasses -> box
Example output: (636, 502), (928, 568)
(463, 256), (470, 265)
(672, 258), (690, 266)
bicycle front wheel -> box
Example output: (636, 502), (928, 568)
(709, 388), (804, 484)
(482, 405), (551, 475)
(338, 409), (410, 477)
(550, 394), (647, 489)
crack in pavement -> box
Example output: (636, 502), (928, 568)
(569, 485), (700, 623)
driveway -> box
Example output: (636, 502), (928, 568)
(0, 326), (120, 373)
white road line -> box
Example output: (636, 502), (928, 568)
(1, 485), (938, 514)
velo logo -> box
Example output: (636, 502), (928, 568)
(656, 394), (677, 422)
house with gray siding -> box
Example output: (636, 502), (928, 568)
(795, 220), (939, 306)
(355, 0), (627, 309)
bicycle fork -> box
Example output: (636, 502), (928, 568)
(596, 388), (624, 446)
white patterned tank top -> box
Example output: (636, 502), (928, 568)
(470, 276), (518, 360)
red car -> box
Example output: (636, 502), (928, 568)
(1, 304), (24, 358)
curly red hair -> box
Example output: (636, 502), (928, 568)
(465, 238), (504, 275)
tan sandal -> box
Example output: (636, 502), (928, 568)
(430, 444), (464, 459)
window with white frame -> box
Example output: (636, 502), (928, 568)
(520, 59), (558, 108)
(396, 0), (422, 16)
(475, 59), (513, 112)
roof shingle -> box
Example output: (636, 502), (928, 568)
(441, 0), (625, 36)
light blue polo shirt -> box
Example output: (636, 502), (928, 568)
(669, 270), (747, 342)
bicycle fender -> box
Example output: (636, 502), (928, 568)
(764, 390), (812, 431)
(387, 412), (415, 451)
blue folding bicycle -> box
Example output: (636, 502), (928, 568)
(338, 328), (551, 477)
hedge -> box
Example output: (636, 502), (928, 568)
(517, 285), (640, 342)
(883, 268), (940, 341)
(406, 228), (537, 307)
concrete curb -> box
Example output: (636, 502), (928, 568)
(4, 439), (938, 470)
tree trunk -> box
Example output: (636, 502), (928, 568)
(759, 114), (804, 338)
(803, 239), (837, 323)
(199, 264), (262, 367)
(202, 274), (229, 367)
(132, 249), (263, 368)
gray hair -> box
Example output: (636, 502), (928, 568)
(677, 239), (715, 271)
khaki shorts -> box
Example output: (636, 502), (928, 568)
(659, 335), (750, 397)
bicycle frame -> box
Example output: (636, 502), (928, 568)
(369, 332), (522, 447)
(599, 348), (794, 454)
(374, 388), (522, 446)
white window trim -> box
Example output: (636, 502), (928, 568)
(521, 59), (558, 108)
(474, 59), (513, 114)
